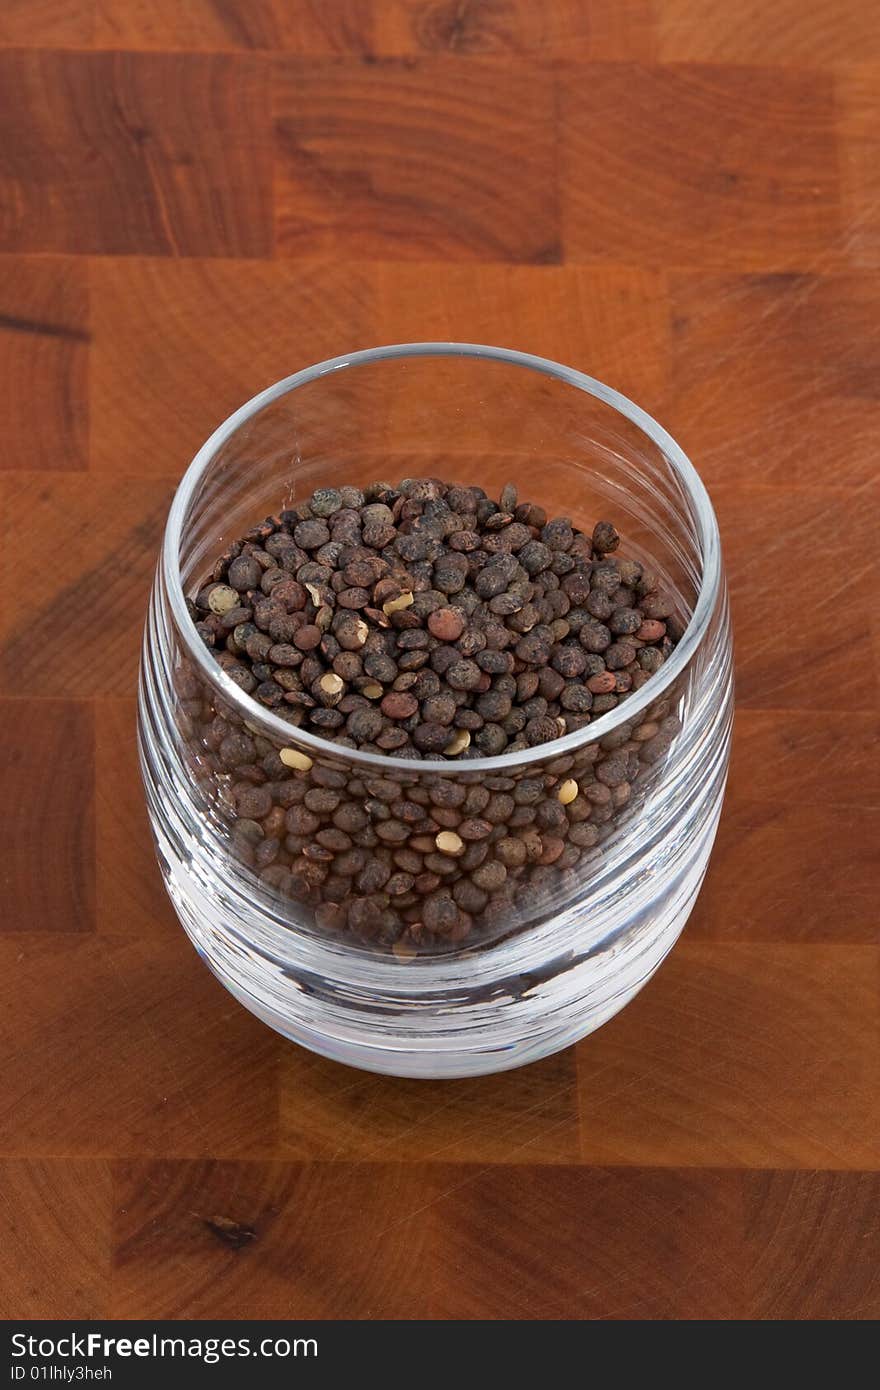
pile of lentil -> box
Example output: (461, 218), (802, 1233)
(192, 478), (680, 754)
(181, 478), (685, 953)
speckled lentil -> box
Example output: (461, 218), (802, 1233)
(182, 478), (686, 954)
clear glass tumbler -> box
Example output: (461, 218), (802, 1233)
(139, 344), (733, 1078)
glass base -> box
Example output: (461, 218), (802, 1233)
(152, 785), (723, 1078)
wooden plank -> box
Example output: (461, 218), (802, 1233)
(278, 1046), (580, 1162)
(89, 257), (377, 476)
(0, 50), (273, 256)
(111, 1158), (445, 1318)
(560, 63), (841, 271)
(664, 273), (880, 490)
(1, 699), (95, 933)
(0, 472), (177, 698)
(0, 1159), (111, 1319)
(836, 65), (880, 270)
(657, 0), (880, 64)
(0, 1), (94, 47)
(109, 1160), (880, 1318)
(373, 262), (669, 403)
(93, 0), (372, 52)
(715, 484), (880, 712)
(692, 798), (880, 942)
(694, 708), (880, 940)
(0, 256), (89, 472)
(728, 710), (880, 807)
(0, 933), (282, 1158)
(90, 258), (671, 480)
(373, 0), (657, 58)
(94, 697), (179, 940)
(576, 943), (880, 1169)
(742, 1169), (880, 1319)
(273, 57), (560, 262)
(88, 1), (654, 59)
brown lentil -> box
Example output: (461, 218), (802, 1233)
(186, 478), (687, 954)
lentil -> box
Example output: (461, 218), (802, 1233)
(187, 479), (686, 954)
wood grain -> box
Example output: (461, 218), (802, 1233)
(577, 943), (880, 1168)
(373, 0), (656, 58)
(373, 262), (669, 403)
(740, 1169), (880, 1319)
(728, 710), (880, 808)
(836, 66), (880, 271)
(692, 799), (880, 943)
(664, 273), (880, 489)
(94, 697), (180, 940)
(2, 699), (95, 933)
(428, 1164), (876, 1319)
(0, 50), (272, 256)
(90, 259), (669, 476)
(0, 256), (89, 471)
(0, 932), (282, 1158)
(93, 0), (372, 53)
(111, 1159), (445, 1318)
(1, 0), (878, 1322)
(0, 472), (176, 698)
(86, 1), (655, 60)
(560, 63), (841, 271)
(0, 1160), (111, 1319)
(90, 257), (377, 475)
(0, 1), (94, 47)
(110, 1160), (880, 1318)
(278, 1045), (580, 1162)
(273, 57), (560, 262)
(715, 484), (879, 711)
(656, 0), (880, 64)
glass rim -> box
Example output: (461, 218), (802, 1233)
(164, 342), (722, 773)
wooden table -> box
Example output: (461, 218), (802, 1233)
(1, 1), (878, 1322)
